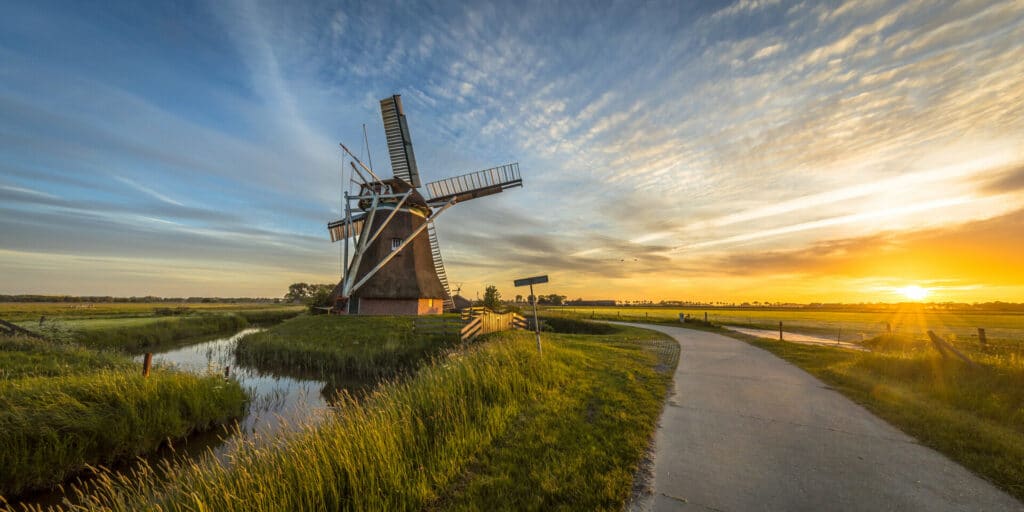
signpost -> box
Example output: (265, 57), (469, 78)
(514, 274), (548, 354)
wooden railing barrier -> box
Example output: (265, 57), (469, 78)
(418, 308), (528, 343)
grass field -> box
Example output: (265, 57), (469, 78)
(0, 335), (248, 498)
(26, 320), (678, 511)
(545, 305), (1024, 353)
(0, 302), (298, 323)
(234, 314), (461, 383)
(0, 303), (304, 354)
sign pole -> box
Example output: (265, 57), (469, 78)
(514, 274), (549, 355)
(530, 283), (541, 354)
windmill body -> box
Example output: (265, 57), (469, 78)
(326, 94), (523, 315)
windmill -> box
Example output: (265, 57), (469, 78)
(326, 94), (523, 315)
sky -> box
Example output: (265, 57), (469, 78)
(1, 0), (1023, 303)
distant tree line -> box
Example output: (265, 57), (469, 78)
(508, 293), (568, 305)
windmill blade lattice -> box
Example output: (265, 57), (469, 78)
(380, 95), (421, 188)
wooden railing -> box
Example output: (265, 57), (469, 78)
(417, 308), (527, 343)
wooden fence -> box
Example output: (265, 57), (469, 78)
(416, 308), (527, 343)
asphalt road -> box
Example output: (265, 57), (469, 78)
(624, 323), (1023, 512)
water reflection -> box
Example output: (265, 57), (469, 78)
(135, 328), (334, 457)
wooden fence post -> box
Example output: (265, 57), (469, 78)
(779, 322), (783, 341)
(142, 353), (153, 377)
(978, 328), (987, 347)
(704, 311), (708, 323)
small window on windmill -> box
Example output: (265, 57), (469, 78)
(391, 238), (403, 252)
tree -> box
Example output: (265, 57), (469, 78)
(515, 294), (523, 303)
(304, 284), (336, 314)
(285, 283), (311, 302)
(482, 285), (501, 310)
(546, 294), (566, 306)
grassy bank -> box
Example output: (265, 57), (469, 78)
(234, 315), (458, 382)
(0, 335), (248, 499)
(37, 322), (677, 511)
(71, 314), (250, 353)
(687, 327), (1024, 501)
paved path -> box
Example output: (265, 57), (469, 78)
(624, 323), (1023, 512)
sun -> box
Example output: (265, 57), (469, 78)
(896, 285), (930, 301)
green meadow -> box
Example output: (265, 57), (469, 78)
(1, 303), (303, 354)
(0, 302), (301, 322)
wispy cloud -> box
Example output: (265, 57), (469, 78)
(114, 175), (184, 206)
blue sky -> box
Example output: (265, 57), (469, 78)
(2, 0), (1024, 302)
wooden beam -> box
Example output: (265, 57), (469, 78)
(926, 331), (977, 367)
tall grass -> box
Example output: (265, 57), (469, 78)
(234, 315), (458, 382)
(0, 336), (248, 499)
(27, 324), (678, 511)
(0, 336), (127, 380)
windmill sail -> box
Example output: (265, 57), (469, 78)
(327, 212), (367, 242)
(380, 95), (421, 188)
(424, 163), (522, 204)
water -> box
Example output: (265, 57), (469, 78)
(723, 325), (868, 351)
(135, 328), (333, 456)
